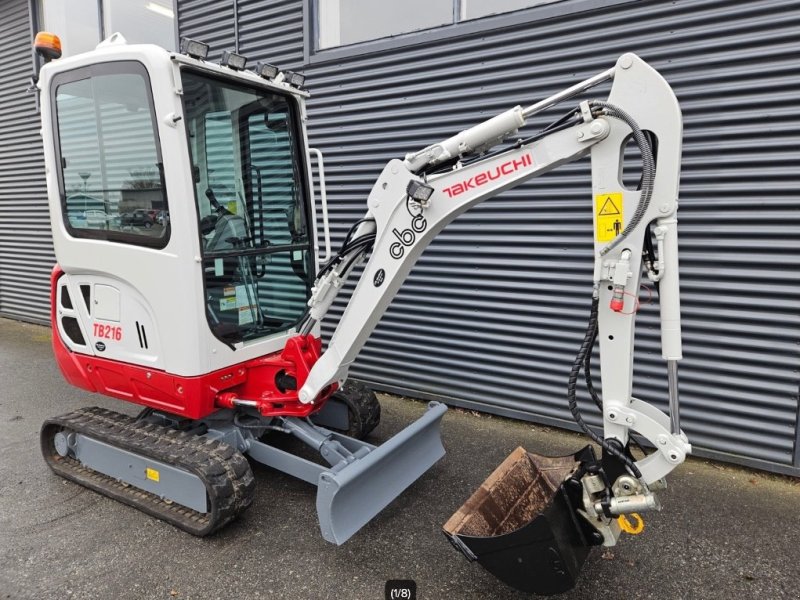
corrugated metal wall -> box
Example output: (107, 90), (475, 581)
(0, 0), (53, 323)
(149, 0), (800, 475)
(177, 0), (236, 61)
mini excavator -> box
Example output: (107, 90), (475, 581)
(34, 31), (689, 594)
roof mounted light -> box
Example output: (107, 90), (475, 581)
(179, 37), (209, 60)
(282, 70), (306, 89)
(220, 50), (247, 71)
(255, 61), (279, 80)
(34, 32), (62, 62)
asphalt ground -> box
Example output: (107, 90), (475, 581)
(1, 317), (799, 600)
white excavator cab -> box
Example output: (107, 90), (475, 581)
(40, 35), (319, 381)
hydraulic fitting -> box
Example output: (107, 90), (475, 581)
(596, 493), (661, 516)
(609, 249), (632, 312)
(610, 285), (625, 312)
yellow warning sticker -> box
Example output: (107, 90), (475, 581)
(595, 193), (624, 242)
(145, 467), (160, 482)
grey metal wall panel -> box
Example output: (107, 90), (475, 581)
(177, 0), (236, 61)
(179, 0), (800, 474)
(237, 0), (304, 68)
(0, 0), (53, 324)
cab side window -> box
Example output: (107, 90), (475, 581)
(53, 62), (169, 247)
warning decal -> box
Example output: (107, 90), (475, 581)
(595, 193), (624, 242)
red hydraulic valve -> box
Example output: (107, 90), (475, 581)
(610, 285), (625, 312)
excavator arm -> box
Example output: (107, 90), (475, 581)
(300, 53), (688, 481)
(295, 53), (689, 592)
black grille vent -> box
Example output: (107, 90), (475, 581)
(60, 287), (73, 309)
(61, 317), (85, 346)
(136, 321), (149, 349)
(80, 285), (91, 313)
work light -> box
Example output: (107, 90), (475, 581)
(221, 50), (247, 71)
(180, 37), (209, 60)
(255, 61), (280, 80)
(406, 180), (435, 203)
(283, 70), (306, 88)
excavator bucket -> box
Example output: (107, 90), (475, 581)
(317, 401), (448, 544)
(444, 446), (593, 595)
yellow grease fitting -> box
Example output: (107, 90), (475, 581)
(617, 512), (644, 534)
(145, 467), (160, 482)
(595, 193), (624, 242)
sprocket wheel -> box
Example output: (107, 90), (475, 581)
(328, 380), (381, 440)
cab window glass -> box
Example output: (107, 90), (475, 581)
(182, 69), (311, 344)
(247, 111), (305, 247)
(54, 63), (169, 246)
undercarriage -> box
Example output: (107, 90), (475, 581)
(42, 384), (446, 544)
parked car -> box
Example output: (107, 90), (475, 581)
(120, 209), (154, 229)
(66, 210), (87, 228)
(84, 210), (108, 229)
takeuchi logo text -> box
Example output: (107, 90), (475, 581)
(441, 153), (534, 198)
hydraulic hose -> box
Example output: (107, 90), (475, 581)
(590, 101), (655, 256)
(583, 327), (603, 412)
(568, 297), (642, 479)
(583, 323), (648, 458)
(298, 225), (377, 334)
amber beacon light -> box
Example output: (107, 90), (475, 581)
(34, 32), (62, 61)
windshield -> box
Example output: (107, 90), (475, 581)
(181, 69), (312, 344)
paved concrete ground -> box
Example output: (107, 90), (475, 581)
(1, 317), (798, 600)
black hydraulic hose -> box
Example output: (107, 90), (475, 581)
(583, 325), (649, 457)
(340, 232), (376, 256)
(583, 327), (603, 412)
(316, 219), (376, 278)
(542, 106), (583, 132)
(339, 238), (376, 274)
(590, 101), (655, 256)
(317, 234), (376, 278)
(568, 297), (642, 479)
(297, 231), (377, 333)
(342, 218), (375, 246)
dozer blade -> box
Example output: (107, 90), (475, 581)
(317, 401), (447, 545)
(444, 446), (593, 595)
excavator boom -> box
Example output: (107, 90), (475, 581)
(293, 53), (689, 593)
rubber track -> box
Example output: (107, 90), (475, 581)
(41, 407), (255, 536)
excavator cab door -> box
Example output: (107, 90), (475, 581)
(180, 68), (315, 345)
